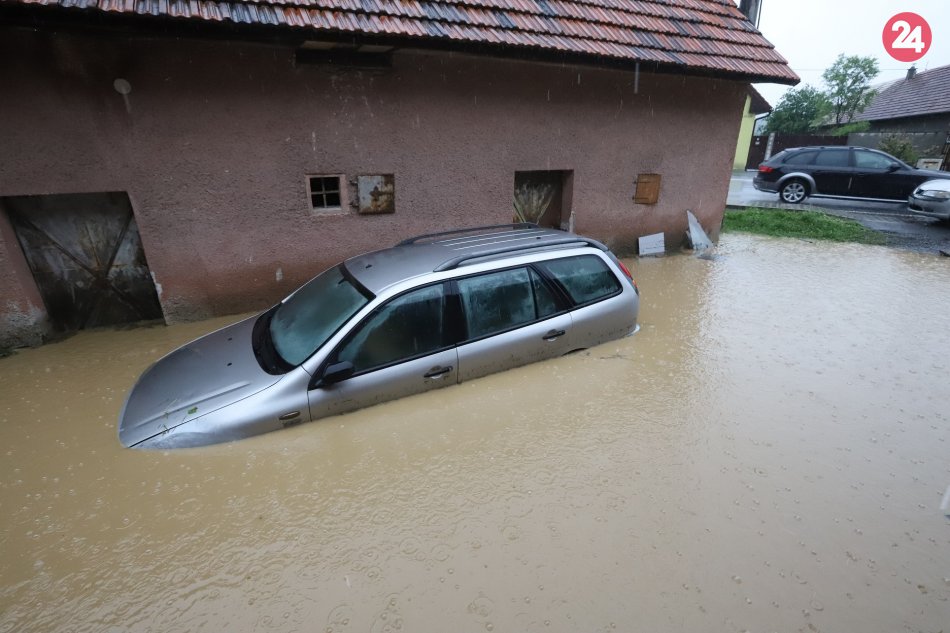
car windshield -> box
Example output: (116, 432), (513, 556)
(269, 265), (371, 366)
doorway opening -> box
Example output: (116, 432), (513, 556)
(2, 192), (164, 333)
(513, 170), (574, 230)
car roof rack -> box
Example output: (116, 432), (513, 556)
(348, 224), (612, 294)
(433, 236), (608, 272)
(397, 223), (538, 246)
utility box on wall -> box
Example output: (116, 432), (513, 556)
(356, 175), (395, 214)
(633, 173), (661, 205)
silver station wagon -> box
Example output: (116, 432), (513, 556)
(119, 224), (640, 449)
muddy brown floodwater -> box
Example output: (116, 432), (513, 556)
(2, 233), (950, 632)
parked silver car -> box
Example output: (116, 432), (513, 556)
(908, 179), (950, 222)
(119, 224), (640, 449)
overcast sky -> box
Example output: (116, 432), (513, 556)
(750, 0), (950, 107)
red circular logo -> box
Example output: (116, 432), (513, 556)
(883, 13), (932, 62)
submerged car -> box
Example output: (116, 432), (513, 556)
(119, 224), (640, 449)
(908, 178), (950, 222)
(754, 146), (950, 204)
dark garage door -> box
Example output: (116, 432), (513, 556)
(4, 192), (163, 332)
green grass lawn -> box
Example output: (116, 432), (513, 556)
(722, 209), (886, 245)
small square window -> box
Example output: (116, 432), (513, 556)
(307, 175), (343, 211)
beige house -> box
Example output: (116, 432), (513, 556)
(733, 87), (772, 170)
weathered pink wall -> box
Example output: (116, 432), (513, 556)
(0, 208), (48, 349)
(0, 27), (745, 348)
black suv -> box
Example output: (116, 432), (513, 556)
(753, 146), (950, 204)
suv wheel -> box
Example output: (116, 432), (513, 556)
(779, 179), (808, 204)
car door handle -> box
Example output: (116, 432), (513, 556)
(543, 329), (566, 341)
(424, 365), (453, 379)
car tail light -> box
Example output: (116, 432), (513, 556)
(758, 165), (775, 174)
(617, 260), (639, 293)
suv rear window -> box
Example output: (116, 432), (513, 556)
(537, 255), (621, 305)
(767, 150), (790, 163)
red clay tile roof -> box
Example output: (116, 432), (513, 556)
(5, 0), (798, 83)
(854, 64), (950, 122)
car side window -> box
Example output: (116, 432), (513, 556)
(536, 255), (622, 305)
(785, 150), (817, 165)
(336, 283), (445, 372)
(813, 149), (850, 167)
(530, 268), (559, 319)
(457, 267), (556, 340)
(854, 150), (897, 170)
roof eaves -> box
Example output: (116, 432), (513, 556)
(2, 0), (799, 83)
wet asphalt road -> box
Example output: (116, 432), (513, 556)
(728, 170), (950, 254)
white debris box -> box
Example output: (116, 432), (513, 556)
(686, 210), (714, 252)
(638, 232), (665, 257)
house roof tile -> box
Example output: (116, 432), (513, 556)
(5, 0), (798, 83)
(854, 64), (950, 122)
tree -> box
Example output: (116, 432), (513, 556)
(826, 121), (870, 137)
(822, 54), (879, 125)
(765, 86), (829, 134)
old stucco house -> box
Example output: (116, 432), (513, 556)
(0, 0), (796, 349)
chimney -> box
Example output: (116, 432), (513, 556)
(739, 0), (763, 27)
(906, 65), (917, 80)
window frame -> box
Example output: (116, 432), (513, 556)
(324, 280), (456, 379)
(854, 149), (900, 170)
(812, 149), (852, 168)
(784, 150), (818, 166)
(451, 264), (570, 345)
(532, 254), (624, 310)
(306, 174), (345, 213)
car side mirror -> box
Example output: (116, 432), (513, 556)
(887, 163), (901, 172)
(321, 361), (354, 385)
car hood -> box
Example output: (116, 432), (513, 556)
(118, 315), (281, 447)
(916, 178), (950, 193)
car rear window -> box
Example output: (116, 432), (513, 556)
(536, 255), (621, 306)
(767, 150), (789, 163)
